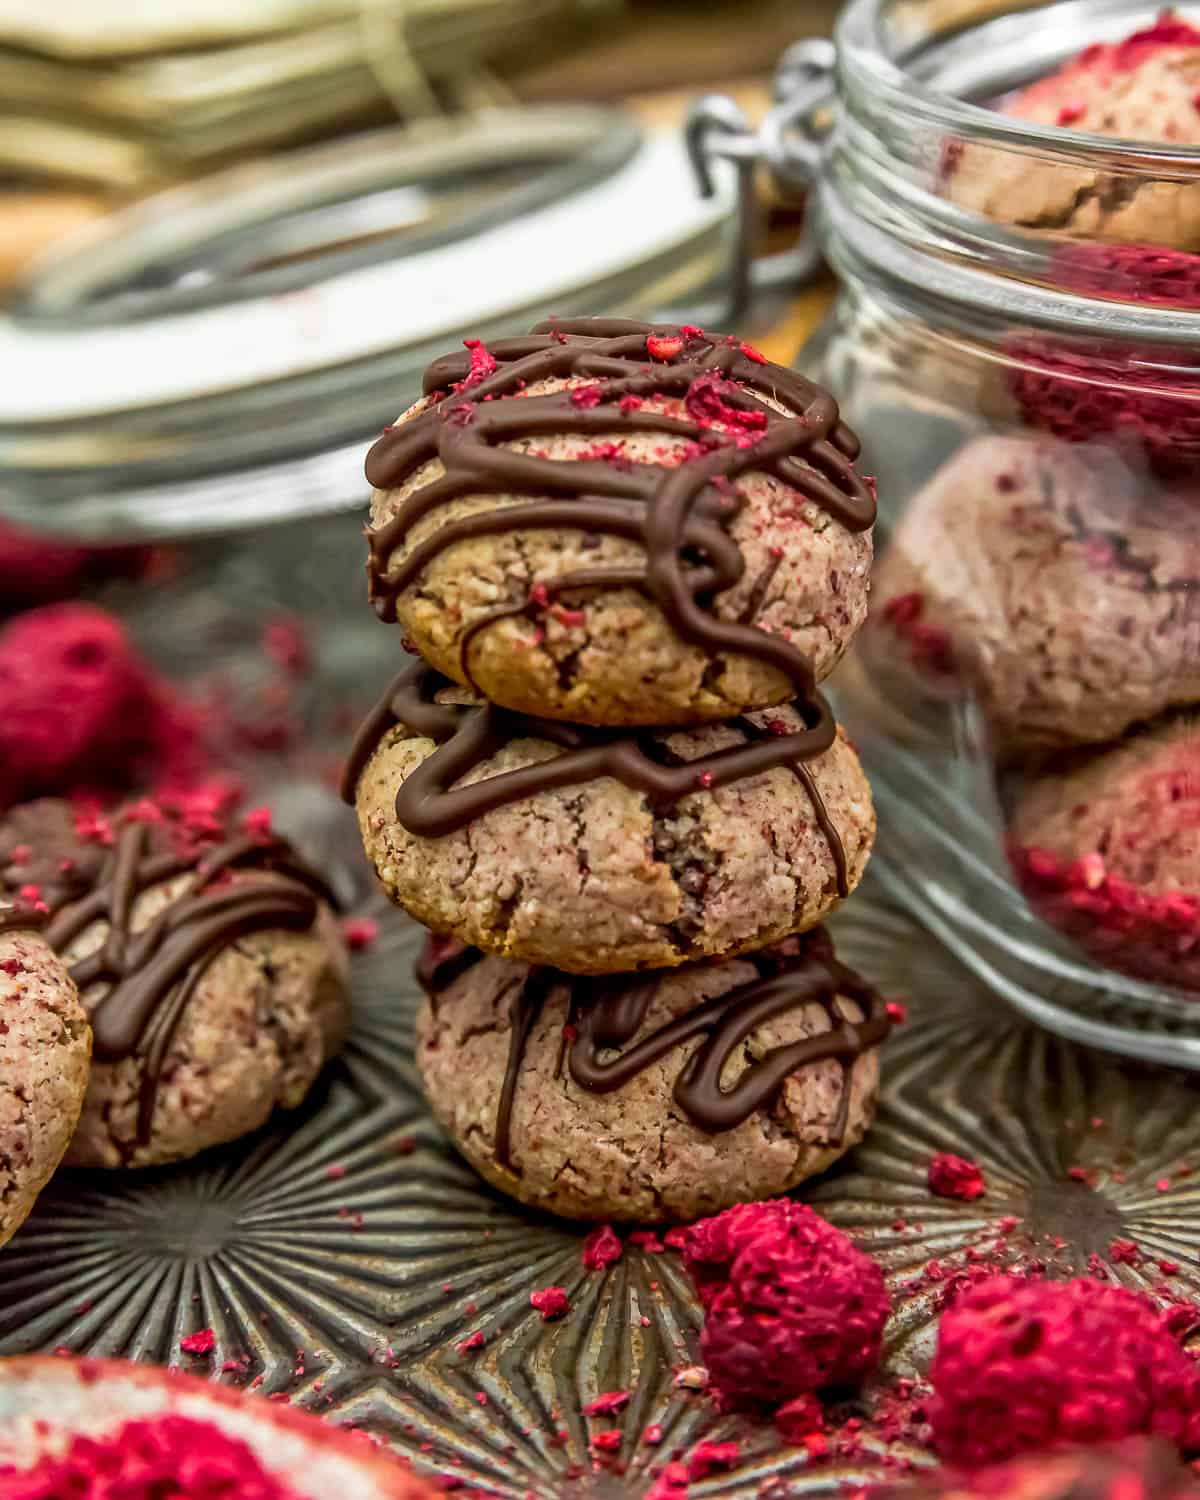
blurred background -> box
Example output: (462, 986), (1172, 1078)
(0, 0), (829, 289)
(0, 0), (840, 550)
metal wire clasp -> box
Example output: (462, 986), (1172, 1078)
(684, 38), (836, 322)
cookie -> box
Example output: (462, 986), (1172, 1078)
(863, 435), (1200, 753)
(0, 798), (350, 1169)
(945, 16), (1200, 247)
(415, 928), (887, 1222)
(364, 318), (874, 727)
(0, 604), (203, 811)
(349, 665), (874, 973)
(0, 1355), (436, 1498)
(0, 917), (90, 1249)
(1005, 715), (1200, 990)
(1005, 243), (1200, 481)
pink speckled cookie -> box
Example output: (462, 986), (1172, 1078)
(416, 929), (887, 1222)
(862, 435), (1200, 754)
(353, 673), (875, 974)
(0, 798), (349, 1170)
(0, 918), (90, 1249)
(363, 319), (874, 727)
(1006, 714), (1200, 990)
(945, 15), (1200, 246)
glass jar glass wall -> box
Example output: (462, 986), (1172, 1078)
(802, 0), (1200, 1062)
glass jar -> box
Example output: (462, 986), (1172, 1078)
(793, 0), (1200, 1063)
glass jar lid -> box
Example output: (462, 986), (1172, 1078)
(0, 105), (735, 539)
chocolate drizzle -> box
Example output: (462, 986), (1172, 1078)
(0, 907), (47, 935)
(348, 321), (872, 883)
(421, 930), (889, 1167)
(0, 804), (332, 1144)
(342, 664), (847, 890)
(363, 318), (873, 707)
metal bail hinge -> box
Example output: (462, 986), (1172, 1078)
(684, 38), (836, 323)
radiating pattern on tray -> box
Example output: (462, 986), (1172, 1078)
(0, 883), (1196, 1497)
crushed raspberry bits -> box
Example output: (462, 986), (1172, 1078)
(928, 1152), (987, 1202)
(0, 1414), (308, 1500)
(929, 1275), (1200, 1466)
(682, 1198), (889, 1408)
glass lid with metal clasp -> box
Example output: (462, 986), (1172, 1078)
(0, 105), (737, 540)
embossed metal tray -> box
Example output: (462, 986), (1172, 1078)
(1, 516), (1198, 1496)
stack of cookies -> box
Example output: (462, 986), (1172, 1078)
(0, 795), (350, 1251)
(346, 318), (890, 1222)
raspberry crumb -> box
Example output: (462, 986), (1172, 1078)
(682, 1199), (888, 1407)
(179, 1329), (215, 1356)
(929, 1275), (1200, 1465)
(646, 334), (684, 361)
(529, 1286), (569, 1321)
(646, 1461), (689, 1500)
(242, 807), (272, 838)
(584, 1390), (630, 1417)
(591, 1430), (623, 1454)
(775, 1393), (825, 1445)
(886, 1001), (908, 1024)
(460, 338), (497, 387)
(928, 1152), (987, 1201)
(341, 916), (378, 951)
(570, 384), (604, 408)
(262, 616), (311, 676)
(324, 1164), (346, 1181)
(686, 1440), (740, 1481)
(581, 1224), (623, 1271)
(1110, 1239), (1142, 1264)
(456, 1331), (485, 1355)
(642, 1424), (664, 1446)
(629, 1230), (665, 1252)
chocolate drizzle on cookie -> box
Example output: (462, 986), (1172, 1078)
(0, 803), (332, 1145)
(342, 663), (848, 890)
(364, 318), (873, 706)
(348, 321), (871, 882)
(0, 907), (47, 935)
(421, 931), (889, 1166)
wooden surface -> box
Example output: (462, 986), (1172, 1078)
(515, 0), (838, 101)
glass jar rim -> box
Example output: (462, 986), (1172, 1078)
(817, 0), (1200, 340)
(836, 0), (1200, 166)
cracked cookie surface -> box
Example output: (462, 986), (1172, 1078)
(0, 924), (90, 1248)
(415, 935), (883, 1222)
(66, 902), (350, 1169)
(356, 693), (874, 974)
(863, 435), (1200, 754)
(367, 344), (873, 728)
(1006, 714), (1200, 989)
(1, 799), (350, 1170)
